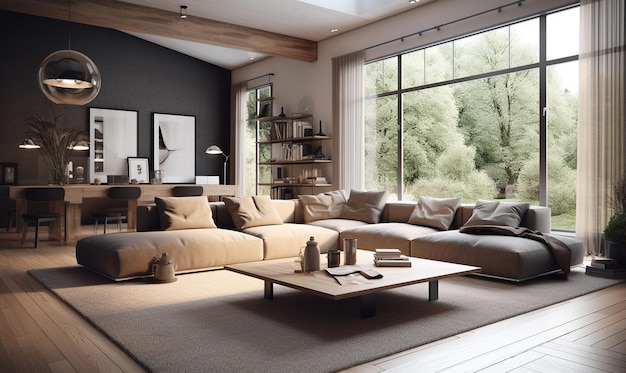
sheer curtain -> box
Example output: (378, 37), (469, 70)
(332, 50), (365, 191)
(232, 82), (247, 196)
(576, 0), (625, 255)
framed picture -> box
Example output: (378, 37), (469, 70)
(0, 163), (17, 185)
(127, 157), (150, 183)
(153, 113), (196, 183)
(89, 108), (138, 184)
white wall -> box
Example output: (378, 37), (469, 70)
(231, 0), (577, 170)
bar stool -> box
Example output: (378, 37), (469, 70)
(21, 187), (65, 248)
(172, 185), (204, 197)
(92, 187), (141, 233)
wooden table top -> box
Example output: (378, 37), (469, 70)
(225, 250), (480, 301)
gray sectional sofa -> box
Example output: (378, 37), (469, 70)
(75, 192), (584, 282)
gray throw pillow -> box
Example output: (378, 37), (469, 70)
(463, 200), (530, 228)
(339, 189), (389, 223)
(407, 196), (462, 230)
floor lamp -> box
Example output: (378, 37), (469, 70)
(205, 145), (229, 185)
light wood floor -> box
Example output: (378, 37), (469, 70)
(1, 227), (624, 373)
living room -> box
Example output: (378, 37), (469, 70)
(0, 0), (624, 372)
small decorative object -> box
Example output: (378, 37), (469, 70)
(130, 178), (138, 184)
(152, 170), (165, 184)
(278, 107), (287, 117)
(316, 120), (326, 136)
(75, 165), (85, 183)
(94, 177), (101, 185)
(303, 236), (320, 272)
(327, 250), (340, 268)
(152, 253), (178, 282)
(343, 238), (357, 265)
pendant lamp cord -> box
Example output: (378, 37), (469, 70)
(67, 0), (72, 50)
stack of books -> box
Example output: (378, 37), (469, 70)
(373, 248), (412, 267)
(585, 256), (626, 278)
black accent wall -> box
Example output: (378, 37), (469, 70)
(0, 10), (231, 185)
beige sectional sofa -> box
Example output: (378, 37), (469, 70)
(75, 192), (584, 282)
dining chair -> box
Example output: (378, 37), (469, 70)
(92, 187), (141, 234)
(172, 185), (204, 197)
(21, 187), (65, 248)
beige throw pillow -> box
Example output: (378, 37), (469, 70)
(298, 190), (348, 223)
(339, 189), (389, 224)
(463, 200), (530, 228)
(223, 195), (284, 229)
(155, 196), (216, 231)
(407, 196), (462, 230)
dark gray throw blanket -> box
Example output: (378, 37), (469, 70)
(459, 225), (572, 275)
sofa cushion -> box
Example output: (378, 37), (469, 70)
(339, 189), (389, 223)
(298, 190), (348, 223)
(341, 223), (438, 256)
(223, 195), (283, 229)
(407, 196), (462, 230)
(308, 218), (369, 232)
(242, 223), (339, 259)
(154, 196), (216, 231)
(463, 200), (530, 228)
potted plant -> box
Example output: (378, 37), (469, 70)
(25, 115), (87, 185)
(604, 171), (626, 264)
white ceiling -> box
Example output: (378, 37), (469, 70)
(119, 0), (436, 69)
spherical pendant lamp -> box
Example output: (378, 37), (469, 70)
(39, 49), (101, 105)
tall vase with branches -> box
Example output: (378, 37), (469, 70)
(25, 115), (86, 185)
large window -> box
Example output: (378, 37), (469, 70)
(365, 6), (579, 230)
(245, 84), (272, 196)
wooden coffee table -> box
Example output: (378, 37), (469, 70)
(225, 250), (480, 317)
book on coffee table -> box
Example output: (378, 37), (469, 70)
(374, 258), (412, 267)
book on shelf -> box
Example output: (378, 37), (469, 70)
(374, 258), (412, 267)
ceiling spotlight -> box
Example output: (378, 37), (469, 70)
(180, 5), (187, 19)
(409, 0), (420, 4)
(330, 28), (339, 33)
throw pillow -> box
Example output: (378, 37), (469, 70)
(463, 200), (530, 228)
(298, 190), (348, 223)
(339, 189), (389, 224)
(407, 196), (462, 230)
(223, 195), (284, 229)
(154, 196), (216, 231)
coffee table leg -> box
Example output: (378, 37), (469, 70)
(264, 280), (273, 300)
(429, 280), (439, 301)
(360, 294), (377, 318)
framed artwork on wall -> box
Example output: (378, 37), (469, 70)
(89, 108), (138, 184)
(153, 113), (196, 183)
(0, 163), (17, 185)
(127, 157), (150, 183)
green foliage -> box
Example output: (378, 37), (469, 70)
(408, 171), (496, 202)
(604, 213), (626, 244)
(25, 115), (86, 185)
(517, 153), (576, 215)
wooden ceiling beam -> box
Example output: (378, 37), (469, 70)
(0, 0), (317, 62)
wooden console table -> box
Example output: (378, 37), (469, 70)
(10, 184), (237, 242)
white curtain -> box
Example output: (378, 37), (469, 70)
(576, 0), (625, 255)
(332, 50), (365, 191)
(232, 82), (247, 196)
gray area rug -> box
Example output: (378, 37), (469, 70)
(29, 265), (623, 373)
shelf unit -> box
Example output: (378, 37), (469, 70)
(255, 99), (332, 199)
